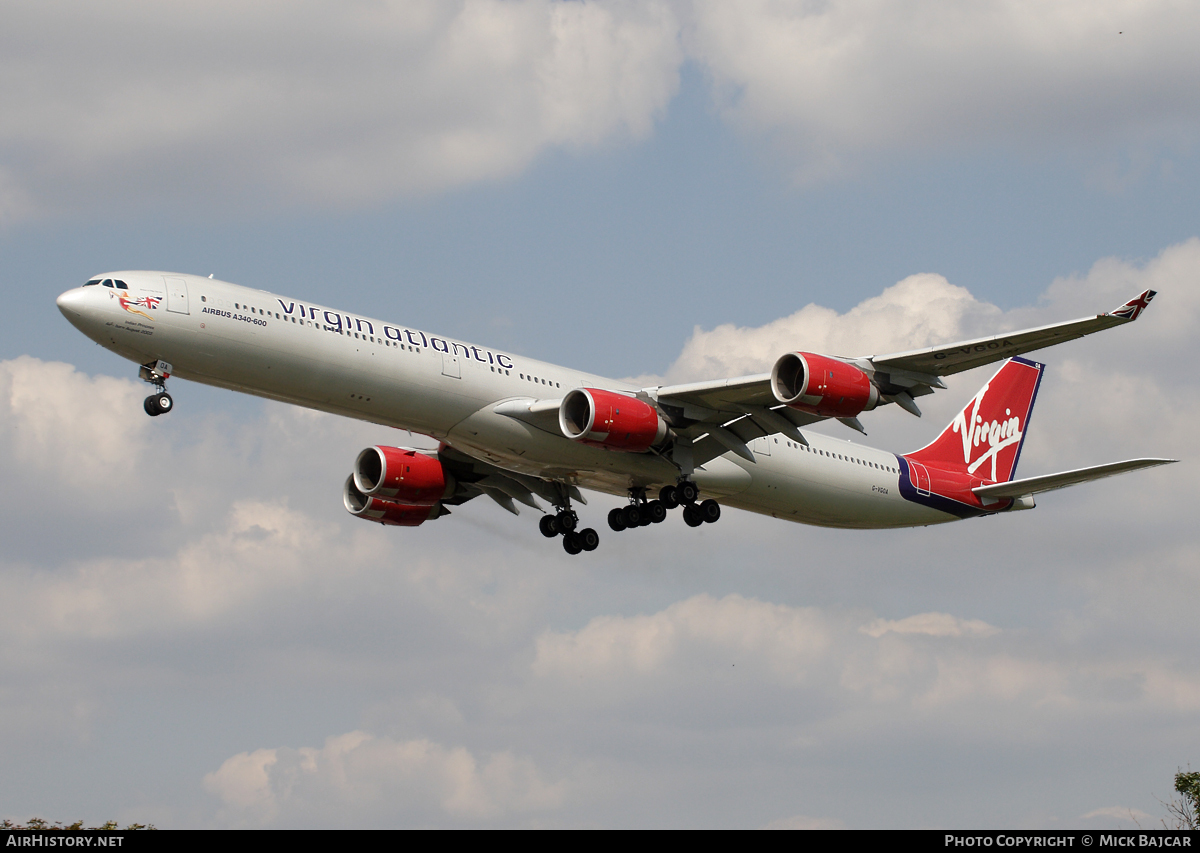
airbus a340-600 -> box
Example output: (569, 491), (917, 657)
(57, 273), (1173, 554)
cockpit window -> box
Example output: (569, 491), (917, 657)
(102, 279), (114, 288)
(115, 280), (128, 289)
(83, 279), (101, 287)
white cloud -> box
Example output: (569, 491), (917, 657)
(664, 238), (1200, 385)
(0, 0), (681, 222)
(1082, 806), (1154, 824)
(0, 355), (150, 488)
(7, 2), (1200, 222)
(685, 0), (1200, 182)
(533, 593), (833, 684)
(860, 612), (999, 639)
(204, 732), (564, 827)
(529, 593), (1200, 718)
(0, 499), (360, 643)
(662, 272), (1004, 384)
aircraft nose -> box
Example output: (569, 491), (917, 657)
(56, 288), (87, 316)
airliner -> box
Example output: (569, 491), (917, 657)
(56, 273), (1173, 554)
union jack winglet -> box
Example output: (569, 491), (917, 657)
(1110, 290), (1156, 321)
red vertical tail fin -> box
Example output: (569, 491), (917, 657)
(906, 357), (1044, 483)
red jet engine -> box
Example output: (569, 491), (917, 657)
(559, 388), (668, 452)
(771, 352), (879, 418)
(352, 446), (454, 505)
(343, 477), (446, 526)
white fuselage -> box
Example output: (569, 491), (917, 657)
(57, 271), (953, 529)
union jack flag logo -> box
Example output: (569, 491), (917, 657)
(1110, 289), (1156, 320)
(117, 293), (161, 321)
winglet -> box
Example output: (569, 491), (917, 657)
(1109, 290), (1156, 321)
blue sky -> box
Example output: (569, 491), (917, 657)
(2, 0), (1198, 828)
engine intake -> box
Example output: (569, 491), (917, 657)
(559, 388), (667, 452)
(353, 446), (453, 506)
(344, 476), (446, 526)
(771, 352), (879, 418)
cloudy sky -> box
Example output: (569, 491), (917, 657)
(2, 0), (1198, 829)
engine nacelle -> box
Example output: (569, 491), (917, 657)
(353, 446), (454, 506)
(344, 476), (446, 526)
(559, 388), (667, 452)
(771, 352), (879, 418)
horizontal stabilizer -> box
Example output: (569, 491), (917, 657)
(972, 458), (1175, 499)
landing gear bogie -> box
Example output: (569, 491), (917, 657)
(541, 488), (596, 554)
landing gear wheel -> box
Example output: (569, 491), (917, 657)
(646, 500), (667, 524)
(699, 499), (721, 524)
(144, 392), (173, 417)
(676, 481), (699, 504)
(682, 505), (704, 528)
(621, 505), (642, 528)
(579, 528), (599, 551)
(539, 515), (560, 538)
(607, 508), (627, 532)
(659, 485), (679, 509)
(563, 533), (584, 555)
(556, 511), (577, 533)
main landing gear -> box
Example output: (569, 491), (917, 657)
(538, 495), (599, 556)
(139, 360), (174, 417)
(607, 481), (721, 533)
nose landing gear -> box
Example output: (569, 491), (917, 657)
(139, 360), (175, 417)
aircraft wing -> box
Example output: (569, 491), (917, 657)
(869, 290), (1157, 379)
(971, 458), (1175, 499)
